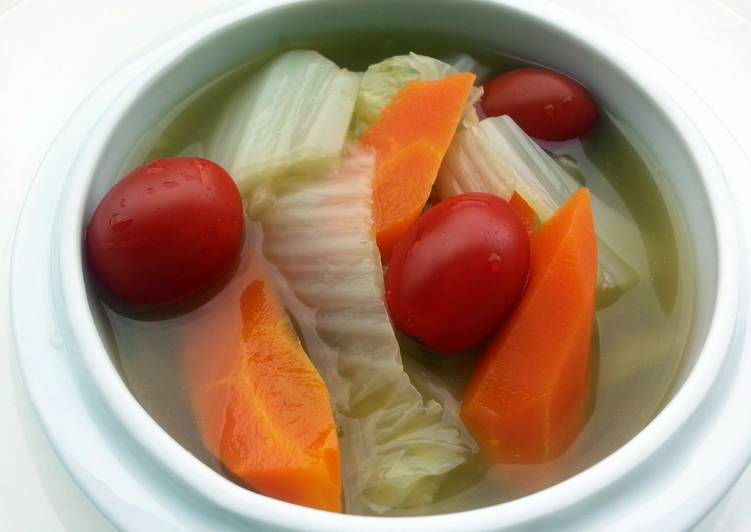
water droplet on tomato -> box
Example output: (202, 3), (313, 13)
(162, 180), (179, 188)
(488, 252), (503, 272)
(119, 198), (126, 208)
(146, 187), (155, 194)
(145, 165), (165, 175)
(544, 104), (557, 117)
(109, 213), (132, 233)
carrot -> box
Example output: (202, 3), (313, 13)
(360, 73), (476, 263)
(184, 265), (341, 512)
(461, 189), (597, 463)
(509, 191), (539, 234)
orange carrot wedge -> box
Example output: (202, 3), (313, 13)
(184, 267), (341, 512)
(509, 191), (539, 234)
(360, 72), (476, 263)
(461, 189), (597, 463)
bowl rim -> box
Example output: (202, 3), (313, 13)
(12, 0), (751, 529)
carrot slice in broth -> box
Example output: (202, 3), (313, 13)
(184, 265), (341, 512)
(361, 72), (476, 262)
(462, 189), (597, 463)
(509, 191), (539, 234)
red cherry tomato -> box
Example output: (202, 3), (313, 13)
(482, 67), (598, 141)
(386, 193), (530, 353)
(86, 157), (244, 307)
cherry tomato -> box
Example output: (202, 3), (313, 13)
(86, 157), (244, 307)
(481, 67), (598, 141)
(386, 193), (530, 353)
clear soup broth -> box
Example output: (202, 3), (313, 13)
(102, 31), (693, 515)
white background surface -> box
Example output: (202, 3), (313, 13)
(1, 0), (750, 530)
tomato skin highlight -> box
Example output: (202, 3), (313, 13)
(85, 157), (244, 307)
(481, 67), (598, 141)
(386, 193), (530, 353)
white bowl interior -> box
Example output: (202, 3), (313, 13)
(80, 0), (718, 515)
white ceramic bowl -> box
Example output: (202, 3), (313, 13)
(11, 0), (751, 530)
